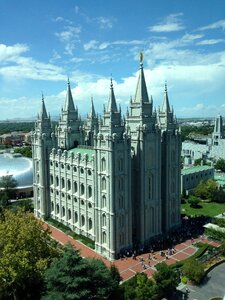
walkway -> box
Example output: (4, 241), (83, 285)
(43, 222), (220, 282)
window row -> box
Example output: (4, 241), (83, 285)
(50, 162), (92, 175)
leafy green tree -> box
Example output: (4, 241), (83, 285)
(194, 179), (218, 201)
(153, 262), (180, 299)
(122, 273), (157, 300)
(43, 244), (119, 300)
(215, 158), (225, 172)
(182, 259), (205, 284)
(0, 209), (60, 300)
(14, 146), (32, 158)
(219, 240), (225, 255)
(188, 195), (201, 207)
(0, 175), (17, 206)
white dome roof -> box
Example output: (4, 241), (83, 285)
(0, 153), (33, 188)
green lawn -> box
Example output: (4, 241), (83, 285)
(181, 201), (225, 218)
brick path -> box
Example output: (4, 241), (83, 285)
(43, 222), (220, 282)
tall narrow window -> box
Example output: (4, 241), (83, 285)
(81, 215), (85, 226)
(102, 214), (106, 226)
(102, 231), (106, 244)
(68, 209), (71, 220)
(67, 179), (71, 190)
(102, 195), (106, 207)
(101, 158), (106, 171)
(88, 218), (92, 230)
(80, 184), (85, 195)
(88, 186), (92, 198)
(102, 177), (106, 190)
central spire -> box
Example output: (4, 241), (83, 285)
(161, 82), (171, 113)
(134, 51), (149, 103)
(40, 93), (48, 119)
(107, 78), (118, 113)
(64, 78), (75, 112)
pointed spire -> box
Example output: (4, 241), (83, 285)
(40, 93), (48, 119)
(134, 51), (149, 103)
(64, 77), (75, 112)
(161, 81), (171, 113)
(107, 78), (118, 113)
(89, 97), (96, 118)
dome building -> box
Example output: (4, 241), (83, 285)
(0, 152), (33, 198)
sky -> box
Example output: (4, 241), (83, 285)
(0, 0), (225, 120)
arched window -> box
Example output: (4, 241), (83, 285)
(118, 178), (124, 191)
(119, 196), (124, 209)
(62, 206), (65, 217)
(62, 178), (65, 189)
(88, 202), (92, 209)
(67, 179), (71, 190)
(81, 215), (85, 226)
(102, 195), (106, 208)
(56, 176), (59, 186)
(51, 202), (54, 211)
(88, 186), (92, 198)
(80, 184), (85, 195)
(56, 204), (59, 214)
(101, 158), (106, 171)
(88, 218), (92, 230)
(74, 182), (78, 193)
(36, 161), (39, 171)
(102, 213), (106, 226)
(102, 231), (106, 244)
(102, 177), (106, 190)
(68, 209), (71, 220)
(50, 175), (53, 185)
(119, 215), (124, 228)
(36, 174), (40, 184)
(118, 158), (123, 171)
(148, 175), (153, 200)
(74, 212), (78, 223)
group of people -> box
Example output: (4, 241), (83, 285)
(118, 215), (211, 260)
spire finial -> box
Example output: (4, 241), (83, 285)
(140, 49), (143, 64)
(165, 80), (167, 92)
(42, 91), (44, 101)
(67, 77), (70, 86)
(110, 74), (113, 88)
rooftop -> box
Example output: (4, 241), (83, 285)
(68, 146), (95, 161)
(182, 165), (214, 175)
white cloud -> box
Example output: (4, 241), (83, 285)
(197, 39), (225, 45)
(84, 40), (99, 51)
(0, 43), (29, 62)
(181, 33), (204, 43)
(0, 43), (65, 81)
(55, 25), (81, 55)
(96, 16), (116, 29)
(83, 39), (144, 51)
(198, 19), (225, 31)
(148, 13), (185, 32)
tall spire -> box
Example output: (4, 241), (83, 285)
(134, 51), (149, 103)
(64, 78), (75, 112)
(40, 93), (48, 119)
(89, 97), (96, 118)
(161, 81), (171, 113)
(107, 78), (118, 113)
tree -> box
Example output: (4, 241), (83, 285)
(182, 259), (205, 284)
(215, 158), (225, 172)
(153, 262), (180, 299)
(122, 273), (157, 300)
(0, 175), (17, 206)
(194, 179), (218, 201)
(187, 195), (201, 207)
(14, 146), (32, 158)
(0, 209), (60, 299)
(43, 244), (119, 300)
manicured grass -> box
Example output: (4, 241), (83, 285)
(181, 201), (225, 217)
(46, 217), (95, 249)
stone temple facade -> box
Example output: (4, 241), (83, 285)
(32, 56), (181, 260)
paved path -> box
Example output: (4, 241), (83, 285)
(171, 262), (225, 300)
(43, 222), (220, 282)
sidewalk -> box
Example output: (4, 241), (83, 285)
(43, 222), (220, 282)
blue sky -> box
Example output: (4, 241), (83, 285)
(0, 0), (225, 120)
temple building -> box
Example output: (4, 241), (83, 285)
(32, 54), (181, 260)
